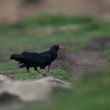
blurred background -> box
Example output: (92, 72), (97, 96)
(0, 0), (110, 110)
(1, 0), (110, 24)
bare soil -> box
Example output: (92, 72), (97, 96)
(53, 37), (110, 76)
(1, 0), (110, 23)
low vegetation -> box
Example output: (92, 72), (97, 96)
(0, 15), (110, 110)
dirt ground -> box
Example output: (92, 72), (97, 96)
(53, 37), (110, 76)
(1, 0), (110, 23)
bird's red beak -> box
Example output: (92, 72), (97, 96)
(59, 45), (65, 49)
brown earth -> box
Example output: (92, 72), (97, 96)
(53, 37), (110, 76)
(1, 0), (110, 23)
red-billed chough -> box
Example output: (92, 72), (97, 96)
(10, 45), (64, 75)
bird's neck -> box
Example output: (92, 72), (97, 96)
(49, 49), (58, 56)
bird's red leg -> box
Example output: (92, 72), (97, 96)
(44, 65), (51, 72)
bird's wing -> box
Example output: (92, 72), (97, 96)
(17, 53), (45, 64)
(22, 52), (39, 55)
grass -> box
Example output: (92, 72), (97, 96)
(0, 15), (110, 110)
(0, 15), (107, 33)
(20, 70), (110, 110)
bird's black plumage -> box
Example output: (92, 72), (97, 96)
(10, 45), (61, 72)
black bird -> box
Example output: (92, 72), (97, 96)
(10, 45), (64, 73)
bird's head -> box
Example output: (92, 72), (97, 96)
(50, 45), (64, 52)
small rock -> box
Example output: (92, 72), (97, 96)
(0, 75), (71, 102)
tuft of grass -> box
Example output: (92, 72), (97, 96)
(0, 15), (97, 30)
(22, 15), (94, 27)
(49, 69), (71, 81)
